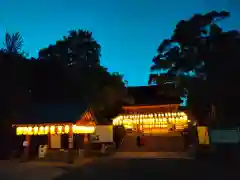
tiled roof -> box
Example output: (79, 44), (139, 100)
(15, 103), (87, 125)
(126, 85), (181, 106)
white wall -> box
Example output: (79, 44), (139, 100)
(92, 125), (113, 143)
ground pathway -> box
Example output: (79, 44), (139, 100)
(0, 158), (94, 180)
(1, 131), (238, 180)
(55, 157), (237, 180)
(118, 131), (185, 152)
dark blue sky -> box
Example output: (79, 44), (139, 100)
(1, 0), (239, 86)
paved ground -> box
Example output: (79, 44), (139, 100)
(55, 133), (238, 180)
(112, 151), (192, 159)
(2, 132), (237, 180)
(118, 132), (185, 152)
(55, 157), (238, 180)
(0, 158), (94, 180)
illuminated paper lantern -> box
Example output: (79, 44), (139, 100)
(33, 126), (38, 135)
(57, 126), (62, 134)
(38, 126), (44, 135)
(44, 126), (49, 134)
(50, 126), (55, 134)
(64, 125), (70, 133)
(16, 127), (23, 135)
(28, 127), (33, 135)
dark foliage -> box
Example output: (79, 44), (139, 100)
(149, 11), (240, 125)
(0, 30), (127, 158)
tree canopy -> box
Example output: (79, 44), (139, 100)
(0, 29), (127, 126)
(149, 11), (240, 125)
(37, 29), (127, 122)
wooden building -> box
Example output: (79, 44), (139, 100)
(12, 104), (96, 159)
(113, 86), (189, 133)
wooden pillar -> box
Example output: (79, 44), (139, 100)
(23, 135), (31, 161)
(68, 126), (73, 149)
(84, 134), (89, 157)
(138, 114), (139, 132)
(48, 133), (51, 149)
(84, 134), (89, 144)
(68, 126), (74, 164)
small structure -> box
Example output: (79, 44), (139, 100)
(12, 104), (97, 160)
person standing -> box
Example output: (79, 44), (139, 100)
(181, 128), (189, 150)
(136, 135), (141, 147)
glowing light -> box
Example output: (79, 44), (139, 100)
(73, 125), (95, 134)
(16, 127), (23, 135)
(16, 124), (96, 136)
(44, 126), (49, 134)
(57, 126), (62, 134)
(50, 126), (55, 134)
(33, 126), (38, 135)
(64, 125), (70, 133)
(112, 111), (189, 131)
(28, 127), (33, 135)
(23, 127), (28, 135)
(39, 126), (44, 135)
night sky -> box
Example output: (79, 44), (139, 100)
(1, 0), (239, 86)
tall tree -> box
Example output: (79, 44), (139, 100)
(149, 11), (240, 124)
(0, 31), (30, 122)
(39, 29), (100, 68)
(0, 50), (31, 159)
(38, 29), (101, 101)
(37, 29), (127, 123)
(91, 70), (127, 122)
(2, 32), (24, 54)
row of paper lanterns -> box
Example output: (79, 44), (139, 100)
(16, 125), (95, 135)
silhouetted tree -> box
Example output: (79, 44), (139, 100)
(0, 29), (127, 158)
(0, 31), (31, 122)
(2, 32), (24, 55)
(0, 53), (31, 159)
(149, 11), (240, 125)
(37, 29), (127, 123)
